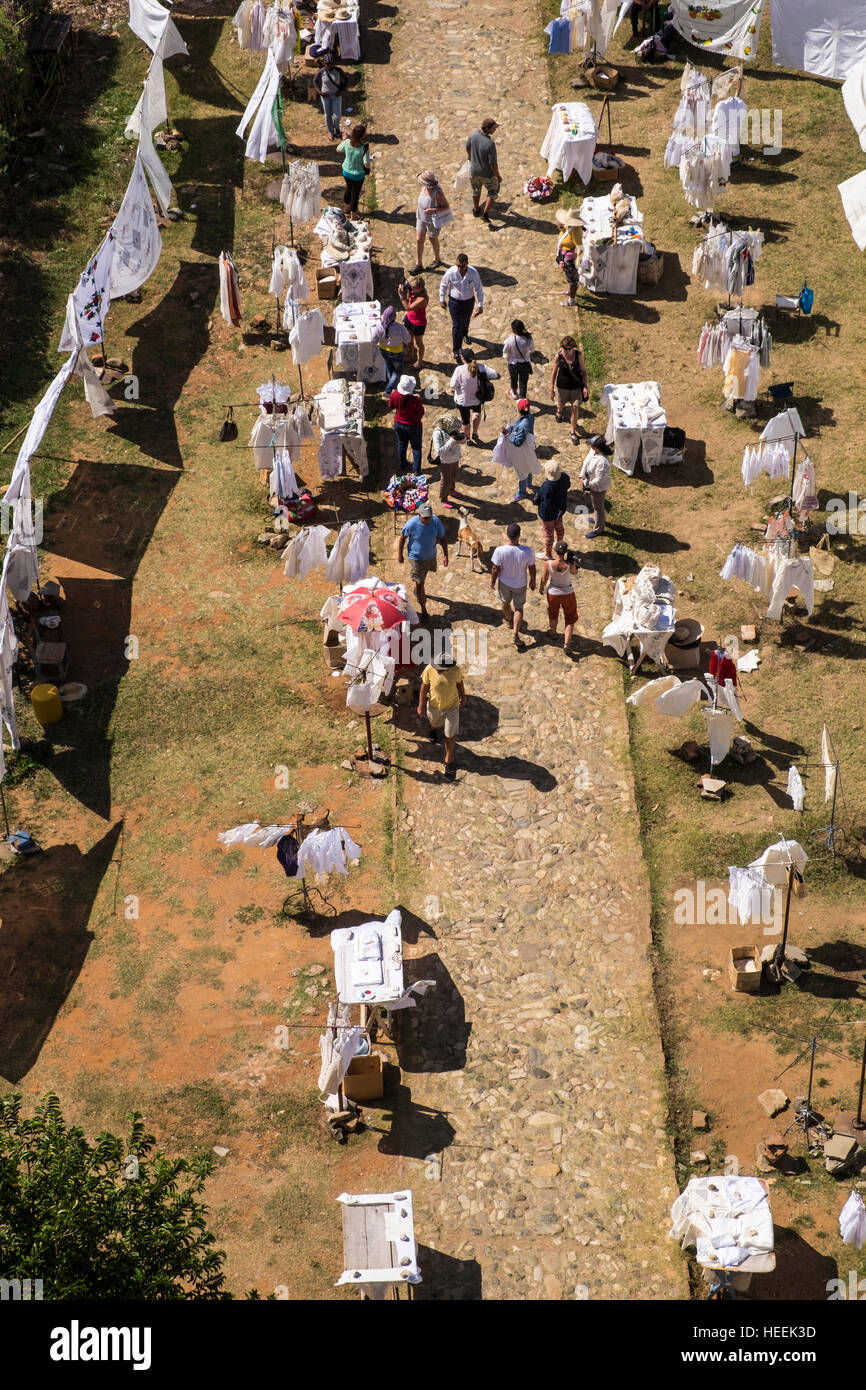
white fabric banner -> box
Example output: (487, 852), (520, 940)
(669, 0), (765, 63)
(58, 233), (115, 351)
(770, 0), (866, 80)
(109, 151), (162, 298)
(838, 168), (866, 251)
(236, 49), (282, 163)
(843, 58), (866, 151)
(126, 50), (167, 140)
(128, 0), (188, 58)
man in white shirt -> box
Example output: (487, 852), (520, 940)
(440, 253), (484, 363)
(490, 521), (536, 648)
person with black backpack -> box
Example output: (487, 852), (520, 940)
(313, 53), (348, 140)
(448, 348), (498, 445)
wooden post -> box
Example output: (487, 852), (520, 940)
(854, 1037), (866, 1131)
(365, 709), (374, 762)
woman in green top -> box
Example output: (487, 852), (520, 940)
(337, 122), (371, 216)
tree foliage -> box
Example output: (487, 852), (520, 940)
(0, 1093), (231, 1299)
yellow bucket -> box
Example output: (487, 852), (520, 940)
(31, 683), (63, 727)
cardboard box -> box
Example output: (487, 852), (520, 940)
(638, 252), (665, 285)
(665, 640), (701, 670)
(323, 628), (345, 669)
(316, 267), (339, 300)
(729, 945), (762, 993)
(342, 1053), (384, 1102)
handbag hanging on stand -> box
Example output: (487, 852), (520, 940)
(219, 406), (238, 442)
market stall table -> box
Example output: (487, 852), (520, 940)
(337, 1191), (421, 1297)
(314, 212), (374, 303)
(578, 192), (645, 295)
(600, 380), (673, 476)
(334, 300), (384, 384)
(315, 1), (360, 60)
(313, 379), (368, 479)
(540, 101), (597, 184)
(670, 1176), (775, 1294)
(603, 565), (677, 672)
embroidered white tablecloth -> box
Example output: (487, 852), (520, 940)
(540, 102), (597, 183)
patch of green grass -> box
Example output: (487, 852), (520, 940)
(235, 904), (265, 925)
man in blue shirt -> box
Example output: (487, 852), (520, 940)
(500, 399), (537, 501)
(397, 500), (448, 622)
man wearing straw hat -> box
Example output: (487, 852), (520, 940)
(554, 207), (583, 308)
(413, 171), (450, 275)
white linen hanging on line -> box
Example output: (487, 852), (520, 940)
(786, 764), (805, 811)
(821, 724), (838, 803)
(128, 0), (188, 58)
(282, 525), (331, 579)
(125, 55), (173, 215)
(108, 150), (163, 299)
(269, 449), (299, 501)
(218, 821), (295, 848)
(345, 648), (395, 713)
(625, 674), (681, 707)
(318, 1003), (363, 1097)
(58, 233), (115, 352)
(289, 308), (326, 365)
(57, 295), (117, 418)
(0, 581), (20, 752)
(125, 31), (168, 140)
(840, 1190), (866, 1249)
(704, 707), (735, 766)
(668, 0), (765, 62)
(3, 349), (78, 525)
(269, 246), (309, 301)
(236, 49), (282, 164)
(843, 58), (866, 153)
(296, 826), (361, 880)
(770, 0), (866, 82)
(838, 169), (866, 253)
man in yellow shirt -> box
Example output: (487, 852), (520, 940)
(417, 654), (466, 781)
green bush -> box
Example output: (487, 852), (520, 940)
(0, 0), (54, 174)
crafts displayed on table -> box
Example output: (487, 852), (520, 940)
(383, 474), (429, 514)
(578, 185), (645, 295)
(603, 565), (677, 670)
(313, 379), (369, 479)
(539, 102), (597, 185)
(600, 381), (673, 476)
(333, 300), (384, 383)
(315, 0), (360, 61)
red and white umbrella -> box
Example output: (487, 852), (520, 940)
(338, 582), (406, 633)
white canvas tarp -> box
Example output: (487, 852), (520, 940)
(669, 0), (765, 63)
(843, 58), (866, 151)
(770, 0), (866, 81)
(128, 0), (188, 58)
(838, 169), (866, 251)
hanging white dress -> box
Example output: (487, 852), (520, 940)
(236, 49), (281, 163)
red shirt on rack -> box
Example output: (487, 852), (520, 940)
(709, 650), (738, 686)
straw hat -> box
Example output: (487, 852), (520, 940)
(326, 235), (351, 261)
(555, 207), (583, 229)
(334, 5), (352, 17)
(417, 170), (438, 187)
